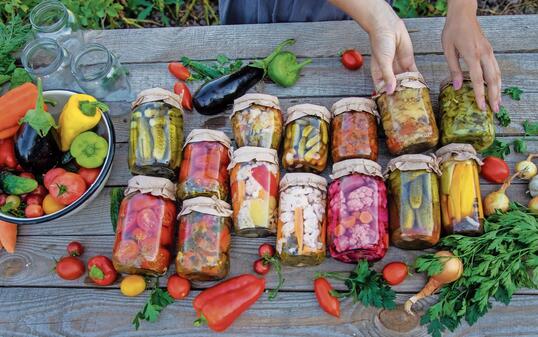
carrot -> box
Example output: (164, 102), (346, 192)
(0, 221), (17, 253)
(294, 208), (303, 255)
(358, 211), (373, 224)
(0, 82), (43, 139)
(0, 126), (20, 139)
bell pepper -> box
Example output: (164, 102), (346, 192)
(88, 255), (118, 286)
(251, 166), (278, 196)
(59, 94), (107, 151)
(0, 138), (18, 169)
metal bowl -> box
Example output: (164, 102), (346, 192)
(0, 90), (115, 224)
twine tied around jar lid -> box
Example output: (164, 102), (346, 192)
(384, 153), (441, 177)
(285, 103), (331, 125)
(178, 196), (232, 218)
(125, 175), (177, 201)
(184, 129), (232, 149)
(131, 87), (183, 111)
(231, 93), (281, 119)
(435, 143), (483, 166)
(331, 97), (379, 120)
(279, 172), (327, 192)
(330, 159), (383, 180)
(227, 146), (279, 170)
(374, 72), (429, 97)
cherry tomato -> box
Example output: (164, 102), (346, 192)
(168, 62), (191, 81)
(30, 185), (48, 198)
(131, 227), (149, 242)
(25, 194), (43, 206)
(19, 172), (35, 180)
(25, 204), (44, 218)
(341, 49), (364, 70)
(44, 168), (67, 190)
(481, 156), (510, 184)
(55, 256), (85, 280)
(137, 208), (159, 233)
(141, 248), (170, 273)
(67, 241), (84, 256)
(167, 275), (191, 300)
(173, 81), (193, 111)
(382, 261), (409, 286)
(161, 200), (177, 228)
(0, 194), (6, 206)
(115, 240), (140, 264)
(219, 225), (231, 252)
(253, 258), (270, 275)
(160, 225), (173, 246)
(258, 243), (275, 258)
(49, 172), (87, 205)
(121, 275), (146, 297)
(139, 237), (159, 259)
(78, 167), (101, 186)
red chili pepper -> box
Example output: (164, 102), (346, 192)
(314, 277), (340, 318)
(168, 62), (191, 81)
(193, 274), (258, 313)
(0, 138), (18, 169)
(250, 166), (277, 197)
(173, 82), (193, 111)
(481, 156), (510, 184)
(88, 255), (118, 286)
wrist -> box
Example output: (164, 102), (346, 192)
(330, 0), (399, 33)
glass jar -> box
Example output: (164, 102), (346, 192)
(229, 147), (279, 237)
(29, 0), (83, 52)
(277, 173), (327, 266)
(129, 88), (184, 179)
(176, 197), (233, 281)
(71, 43), (132, 104)
(375, 72), (439, 155)
(112, 176), (177, 276)
(282, 104), (330, 173)
(439, 74), (495, 152)
(331, 97), (379, 162)
(328, 159), (388, 263)
(436, 144), (484, 235)
(178, 129), (231, 200)
(21, 38), (76, 91)
(231, 93), (283, 149)
(386, 154), (441, 249)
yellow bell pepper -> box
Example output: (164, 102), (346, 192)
(59, 94), (107, 151)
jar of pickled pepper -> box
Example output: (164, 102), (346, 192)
(331, 97), (379, 162)
(385, 154), (441, 249)
(439, 73), (495, 152)
(282, 104), (330, 173)
(231, 93), (283, 150)
(229, 146), (279, 237)
(177, 129), (231, 200)
(176, 197), (233, 281)
(436, 143), (484, 235)
(277, 173), (327, 267)
(328, 159), (388, 263)
(375, 72), (439, 155)
(112, 176), (177, 276)
(129, 88), (184, 179)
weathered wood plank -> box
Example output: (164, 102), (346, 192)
(85, 15), (538, 63)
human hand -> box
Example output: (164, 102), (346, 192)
(442, 0), (501, 112)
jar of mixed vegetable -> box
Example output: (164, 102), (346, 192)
(385, 154), (441, 249)
(176, 197), (233, 281)
(128, 88), (184, 179)
(439, 73), (495, 152)
(112, 176), (177, 276)
(331, 97), (379, 162)
(229, 146), (279, 237)
(177, 129), (231, 200)
(277, 173), (327, 267)
(375, 72), (439, 155)
(436, 143), (484, 235)
(231, 93), (283, 149)
(328, 159), (388, 263)
(282, 104), (330, 173)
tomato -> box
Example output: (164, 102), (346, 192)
(341, 49), (363, 70)
(123, 212), (138, 234)
(129, 194), (159, 212)
(167, 275), (190, 300)
(88, 255), (117, 286)
(44, 168), (67, 190)
(314, 277), (340, 318)
(173, 81), (193, 111)
(25, 195), (43, 205)
(115, 240), (140, 264)
(160, 225), (173, 246)
(78, 167), (100, 186)
(30, 185), (47, 198)
(42, 194), (65, 214)
(137, 208), (159, 233)
(168, 62), (191, 81)
(161, 201), (176, 228)
(382, 261), (409, 286)
(253, 258), (270, 275)
(258, 243), (275, 258)
(19, 172), (35, 180)
(139, 237), (159, 259)
(49, 172), (87, 205)
(131, 227), (149, 242)
(25, 204), (43, 218)
(141, 248), (170, 273)
(481, 156), (510, 184)
(219, 225), (231, 252)
(67, 241), (84, 256)
(121, 275), (146, 297)
(55, 256), (85, 280)
(0, 194), (6, 206)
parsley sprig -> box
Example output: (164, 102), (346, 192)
(503, 86), (523, 101)
(132, 278), (174, 330)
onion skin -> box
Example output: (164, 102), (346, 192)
(530, 176), (538, 197)
(515, 155), (537, 180)
(529, 196), (538, 214)
(483, 172), (520, 216)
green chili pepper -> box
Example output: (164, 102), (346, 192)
(267, 51), (312, 87)
(180, 56), (223, 80)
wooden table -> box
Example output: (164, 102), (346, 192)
(1, 15), (538, 337)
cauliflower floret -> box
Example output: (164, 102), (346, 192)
(346, 186), (375, 212)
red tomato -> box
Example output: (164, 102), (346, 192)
(137, 208), (159, 233)
(115, 240), (140, 264)
(139, 237), (159, 259)
(48, 172), (87, 205)
(123, 212), (138, 234)
(167, 275), (191, 300)
(25, 195), (43, 206)
(129, 194), (159, 212)
(253, 258), (270, 275)
(67, 241), (84, 257)
(78, 167), (100, 186)
(0, 194), (6, 206)
(481, 156), (510, 184)
(341, 49), (364, 70)
(160, 225), (173, 246)
(131, 227), (149, 242)
(168, 62), (191, 81)
(19, 172), (35, 179)
(382, 261), (409, 286)
(30, 185), (47, 198)
(258, 243), (275, 258)
(55, 256), (85, 280)
(141, 248), (170, 273)
(25, 204), (43, 218)
(161, 201), (177, 228)
(173, 82), (193, 111)
(44, 168), (67, 190)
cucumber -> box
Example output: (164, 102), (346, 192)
(110, 187), (124, 233)
(0, 171), (38, 195)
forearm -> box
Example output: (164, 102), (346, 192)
(329, 0), (400, 33)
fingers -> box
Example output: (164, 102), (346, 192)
(463, 53), (487, 111)
(369, 33), (397, 94)
(444, 45), (464, 90)
(481, 51), (502, 112)
(396, 24), (418, 73)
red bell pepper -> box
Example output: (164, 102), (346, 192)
(314, 277), (340, 318)
(251, 166), (278, 196)
(481, 156), (510, 184)
(0, 138), (18, 169)
(88, 255), (118, 286)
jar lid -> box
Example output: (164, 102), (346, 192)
(435, 143), (483, 166)
(125, 175), (176, 201)
(178, 196), (232, 217)
(331, 97), (379, 119)
(228, 146), (279, 169)
(132, 88), (183, 111)
(285, 103), (331, 125)
(439, 72), (476, 91)
(231, 93), (281, 117)
(279, 173), (327, 192)
(375, 72), (429, 96)
(384, 154), (441, 177)
(330, 159), (383, 180)
(184, 129), (232, 149)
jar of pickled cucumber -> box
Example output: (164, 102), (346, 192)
(129, 88), (184, 179)
(277, 173), (327, 267)
(231, 93), (283, 149)
(176, 197), (233, 281)
(177, 129), (231, 200)
(282, 104), (330, 173)
(385, 154), (441, 249)
(375, 72), (439, 155)
(331, 97), (379, 162)
(436, 143), (484, 235)
(229, 146), (279, 237)
(439, 73), (495, 152)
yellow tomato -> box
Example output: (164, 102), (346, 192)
(42, 194), (65, 214)
(120, 275), (146, 297)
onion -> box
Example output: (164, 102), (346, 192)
(530, 176), (538, 197)
(484, 172), (520, 216)
(515, 154), (537, 180)
(529, 196), (538, 214)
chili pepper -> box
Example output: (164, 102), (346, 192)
(0, 138), (18, 170)
(173, 82), (193, 111)
(267, 51), (311, 87)
(193, 274), (258, 313)
(88, 255), (118, 286)
(481, 156), (510, 184)
(168, 62), (191, 81)
(181, 57), (223, 80)
(314, 277), (340, 318)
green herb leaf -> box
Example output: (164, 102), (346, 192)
(89, 265), (105, 280)
(415, 254), (444, 276)
(216, 54), (229, 64)
(132, 279), (173, 330)
(481, 138), (511, 159)
(9, 68), (32, 89)
(79, 100), (110, 116)
(513, 138), (527, 154)
(523, 120), (538, 136)
(19, 78), (58, 137)
(494, 106), (511, 127)
(503, 87), (523, 101)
